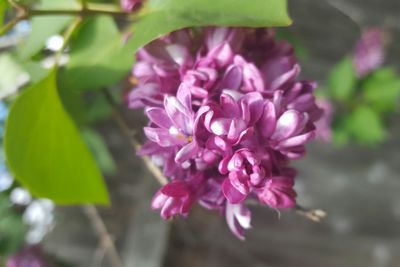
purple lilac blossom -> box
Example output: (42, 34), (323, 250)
(128, 28), (322, 240)
(315, 98), (335, 142)
(120, 0), (142, 12)
(353, 28), (385, 77)
(7, 245), (52, 267)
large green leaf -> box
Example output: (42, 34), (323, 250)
(59, 16), (134, 91)
(18, 0), (78, 59)
(362, 68), (400, 113)
(128, 0), (292, 53)
(328, 56), (357, 102)
(4, 71), (109, 204)
(347, 105), (386, 145)
(61, 0), (291, 91)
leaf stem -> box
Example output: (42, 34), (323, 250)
(103, 89), (168, 185)
(0, 1), (130, 36)
(29, 8), (130, 18)
(83, 205), (123, 267)
(0, 14), (28, 36)
(55, 17), (83, 66)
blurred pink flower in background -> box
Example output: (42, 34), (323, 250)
(7, 246), (52, 267)
(315, 98), (335, 142)
(353, 28), (385, 77)
(120, 0), (143, 12)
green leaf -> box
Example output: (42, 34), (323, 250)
(82, 128), (116, 175)
(0, 194), (26, 256)
(0, 1), (9, 28)
(4, 71), (109, 204)
(328, 56), (357, 102)
(60, 0), (290, 91)
(17, 0), (78, 59)
(128, 0), (292, 53)
(59, 16), (134, 91)
(347, 105), (386, 145)
(362, 68), (400, 113)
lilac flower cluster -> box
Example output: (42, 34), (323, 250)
(353, 28), (385, 77)
(128, 28), (322, 239)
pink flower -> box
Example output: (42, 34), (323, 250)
(257, 176), (297, 209)
(143, 84), (208, 164)
(128, 27), (321, 239)
(315, 98), (334, 142)
(220, 148), (267, 203)
(225, 202), (252, 240)
(151, 181), (195, 219)
(203, 91), (264, 145)
(353, 28), (385, 77)
(7, 245), (51, 267)
(120, 0), (142, 12)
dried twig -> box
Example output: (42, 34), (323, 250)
(103, 89), (168, 185)
(83, 205), (124, 267)
(294, 205), (327, 222)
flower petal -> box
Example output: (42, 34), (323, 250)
(222, 178), (247, 204)
(175, 141), (199, 163)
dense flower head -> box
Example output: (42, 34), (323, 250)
(128, 27), (322, 240)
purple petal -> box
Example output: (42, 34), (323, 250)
(225, 202), (251, 240)
(271, 110), (307, 141)
(161, 181), (189, 197)
(222, 178), (247, 204)
(144, 127), (184, 146)
(164, 95), (193, 134)
(146, 107), (172, 129)
(259, 101), (277, 138)
(277, 131), (315, 148)
(175, 141), (199, 163)
(221, 65), (243, 90)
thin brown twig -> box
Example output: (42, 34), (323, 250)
(103, 89), (168, 185)
(0, 14), (28, 36)
(0, 2), (130, 36)
(83, 205), (124, 267)
(294, 205), (327, 222)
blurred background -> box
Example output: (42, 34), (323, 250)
(1, 0), (400, 266)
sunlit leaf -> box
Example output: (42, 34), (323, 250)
(59, 16), (134, 91)
(18, 0), (78, 59)
(4, 70), (109, 204)
(128, 0), (292, 53)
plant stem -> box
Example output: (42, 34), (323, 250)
(55, 17), (83, 65)
(103, 89), (168, 185)
(29, 8), (130, 18)
(83, 205), (124, 267)
(0, 14), (27, 36)
(295, 205), (327, 222)
(0, 1), (130, 36)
